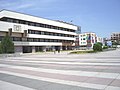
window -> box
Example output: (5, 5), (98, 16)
(31, 30), (35, 34)
(19, 20), (24, 24)
(27, 38), (33, 42)
(83, 38), (86, 40)
(40, 39), (44, 42)
(41, 31), (44, 35)
(7, 18), (13, 22)
(0, 36), (4, 41)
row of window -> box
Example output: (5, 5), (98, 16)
(0, 36), (74, 43)
(27, 38), (74, 43)
(0, 17), (75, 32)
(28, 29), (75, 38)
(81, 38), (86, 40)
(81, 42), (86, 44)
(0, 36), (22, 41)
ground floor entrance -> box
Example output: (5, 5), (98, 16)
(15, 45), (73, 53)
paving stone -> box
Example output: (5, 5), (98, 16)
(85, 77), (113, 85)
(110, 79), (120, 87)
(39, 83), (97, 90)
(0, 73), (51, 89)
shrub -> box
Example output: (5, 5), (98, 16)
(70, 50), (96, 54)
(93, 43), (102, 51)
(0, 43), (2, 54)
(103, 46), (108, 49)
(0, 35), (14, 54)
(97, 42), (103, 46)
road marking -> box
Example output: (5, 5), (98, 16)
(0, 64), (119, 79)
(0, 70), (107, 90)
(3, 59), (120, 65)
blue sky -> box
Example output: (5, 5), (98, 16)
(0, 0), (120, 38)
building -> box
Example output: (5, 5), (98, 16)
(0, 10), (78, 53)
(75, 32), (103, 49)
(111, 32), (120, 44)
(96, 36), (103, 43)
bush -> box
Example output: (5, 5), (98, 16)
(0, 35), (14, 54)
(0, 43), (2, 54)
(70, 50), (97, 54)
(93, 43), (102, 51)
(103, 46), (108, 49)
(97, 42), (103, 46)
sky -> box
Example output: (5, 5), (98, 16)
(0, 0), (120, 38)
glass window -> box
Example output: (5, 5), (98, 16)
(83, 38), (86, 40)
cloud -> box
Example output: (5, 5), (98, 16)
(0, 0), (35, 11)
(0, 0), (59, 11)
(14, 3), (33, 10)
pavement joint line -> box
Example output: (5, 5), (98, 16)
(102, 73), (120, 90)
(0, 64), (120, 80)
(0, 70), (107, 90)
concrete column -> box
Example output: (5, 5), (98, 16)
(66, 46), (67, 50)
(32, 46), (35, 53)
(60, 46), (62, 50)
(42, 46), (46, 52)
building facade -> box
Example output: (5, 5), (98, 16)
(111, 32), (120, 45)
(0, 10), (78, 53)
(75, 32), (103, 49)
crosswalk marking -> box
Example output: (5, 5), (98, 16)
(0, 64), (120, 79)
(2, 59), (120, 66)
(0, 71), (107, 90)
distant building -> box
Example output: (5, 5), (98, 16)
(111, 32), (120, 44)
(0, 10), (78, 53)
(75, 32), (103, 49)
(97, 37), (103, 43)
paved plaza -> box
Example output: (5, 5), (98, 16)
(0, 49), (120, 90)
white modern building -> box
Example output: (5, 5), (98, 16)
(75, 32), (103, 49)
(0, 10), (78, 53)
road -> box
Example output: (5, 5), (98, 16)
(0, 49), (120, 90)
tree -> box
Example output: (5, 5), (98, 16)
(0, 35), (14, 53)
(97, 42), (103, 46)
(93, 43), (102, 51)
(0, 43), (2, 54)
(112, 41), (118, 48)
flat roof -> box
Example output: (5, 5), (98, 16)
(0, 9), (78, 27)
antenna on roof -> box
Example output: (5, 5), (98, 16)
(70, 20), (73, 22)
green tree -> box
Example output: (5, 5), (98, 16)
(112, 41), (118, 48)
(0, 43), (2, 54)
(0, 35), (14, 53)
(93, 43), (102, 51)
(97, 42), (103, 46)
